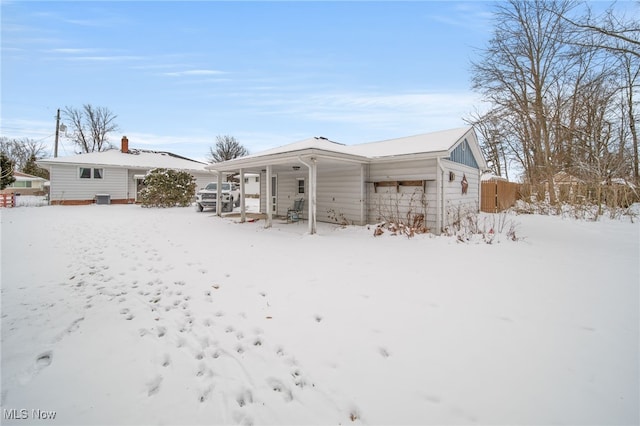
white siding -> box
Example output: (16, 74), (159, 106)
(367, 158), (438, 230)
(368, 158), (437, 182)
(50, 165), (127, 202)
(259, 165), (364, 225)
(253, 157), (481, 233)
(366, 182), (436, 231)
(50, 166), (213, 203)
(316, 165), (363, 225)
(440, 159), (481, 229)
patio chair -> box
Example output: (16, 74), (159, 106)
(287, 198), (304, 223)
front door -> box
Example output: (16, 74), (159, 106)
(135, 178), (145, 202)
(271, 175), (277, 213)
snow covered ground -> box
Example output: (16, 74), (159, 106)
(1, 201), (638, 425)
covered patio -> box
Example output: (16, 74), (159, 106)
(206, 137), (369, 235)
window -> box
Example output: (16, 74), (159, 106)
(79, 168), (104, 179)
(297, 178), (305, 194)
(244, 178), (249, 184)
(255, 177), (259, 183)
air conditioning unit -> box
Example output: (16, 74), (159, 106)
(95, 194), (111, 205)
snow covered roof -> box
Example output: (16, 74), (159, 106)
(240, 136), (355, 159)
(209, 126), (483, 172)
(349, 127), (472, 158)
(38, 148), (210, 173)
(13, 171), (47, 182)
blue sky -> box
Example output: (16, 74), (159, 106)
(3, 1), (504, 160)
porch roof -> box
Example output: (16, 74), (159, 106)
(207, 136), (370, 172)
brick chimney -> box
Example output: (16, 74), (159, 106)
(121, 136), (129, 153)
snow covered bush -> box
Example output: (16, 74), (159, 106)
(139, 168), (196, 208)
(371, 187), (429, 237)
(513, 199), (637, 222)
(444, 204), (519, 243)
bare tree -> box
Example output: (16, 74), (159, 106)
(465, 108), (512, 179)
(63, 104), (119, 153)
(207, 135), (249, 163)
(555, 4), (640, 59)
(471, 0), (581, 202)
(0, 137), (49, 171)
(619, 52), (640, 183)
(555, 3), (639, 183)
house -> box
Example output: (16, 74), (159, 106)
(37, 136), (214, 205)
(206, 126), (487, 234)
(241, 173), (260, 197)
(0, 171), (48, 196)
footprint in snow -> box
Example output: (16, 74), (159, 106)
(36, 351), (53, 369)
(266, 377), (293, 402)
(378, 347), (390, 358)
(161, 354), (171, 367)
(147, 375), (162, 396)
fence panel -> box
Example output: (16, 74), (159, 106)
(0, 193), (15, 208)
(481, 181), (520, 213)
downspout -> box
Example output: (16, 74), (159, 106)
(298, 156), (316, 234)
(477, 168), (482, 213)
(436, 157), (445, 235)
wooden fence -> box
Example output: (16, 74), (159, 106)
(1, 193), (15, 208)
(481, 181), (520, 213)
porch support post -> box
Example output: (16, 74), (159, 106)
(239, 168), (246, 223)
(309, 158), (317, 234)
(216, 171), (223, 217)
(265, 165), (272, 228)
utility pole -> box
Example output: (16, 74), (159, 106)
(54, 108), (60, 158)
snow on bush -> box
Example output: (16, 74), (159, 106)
(138, 168), (196, 208)
(513, 199), (638, 222)
(443, 204), (519, 243)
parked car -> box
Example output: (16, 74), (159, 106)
(195, 182), (240, 212)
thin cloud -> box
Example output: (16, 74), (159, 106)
(48, 48), (99, 54)
(427, 2), (493, 32)
(64, 55), (145, 62)
(163, 70), (227, 77)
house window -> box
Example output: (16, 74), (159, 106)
(255, 177), (259, 183)
(244, 177), (249, 184)
(79, 168), (104, 179)
(297, 178), (305, 194)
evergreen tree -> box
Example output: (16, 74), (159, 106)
(22, 154), (50, 180)
(1, 152), (16, 190)
(139, 168), (196, 207)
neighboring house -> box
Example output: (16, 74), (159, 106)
(37, 136), (214, 205)
(207, 126), (487, 234)
(1, 171), (48, 196)
(241, 173), (260, 197)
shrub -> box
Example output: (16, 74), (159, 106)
(139, 168), (196, 208)
(444, 204), (520, 243)
(371, 188), (429, 238)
